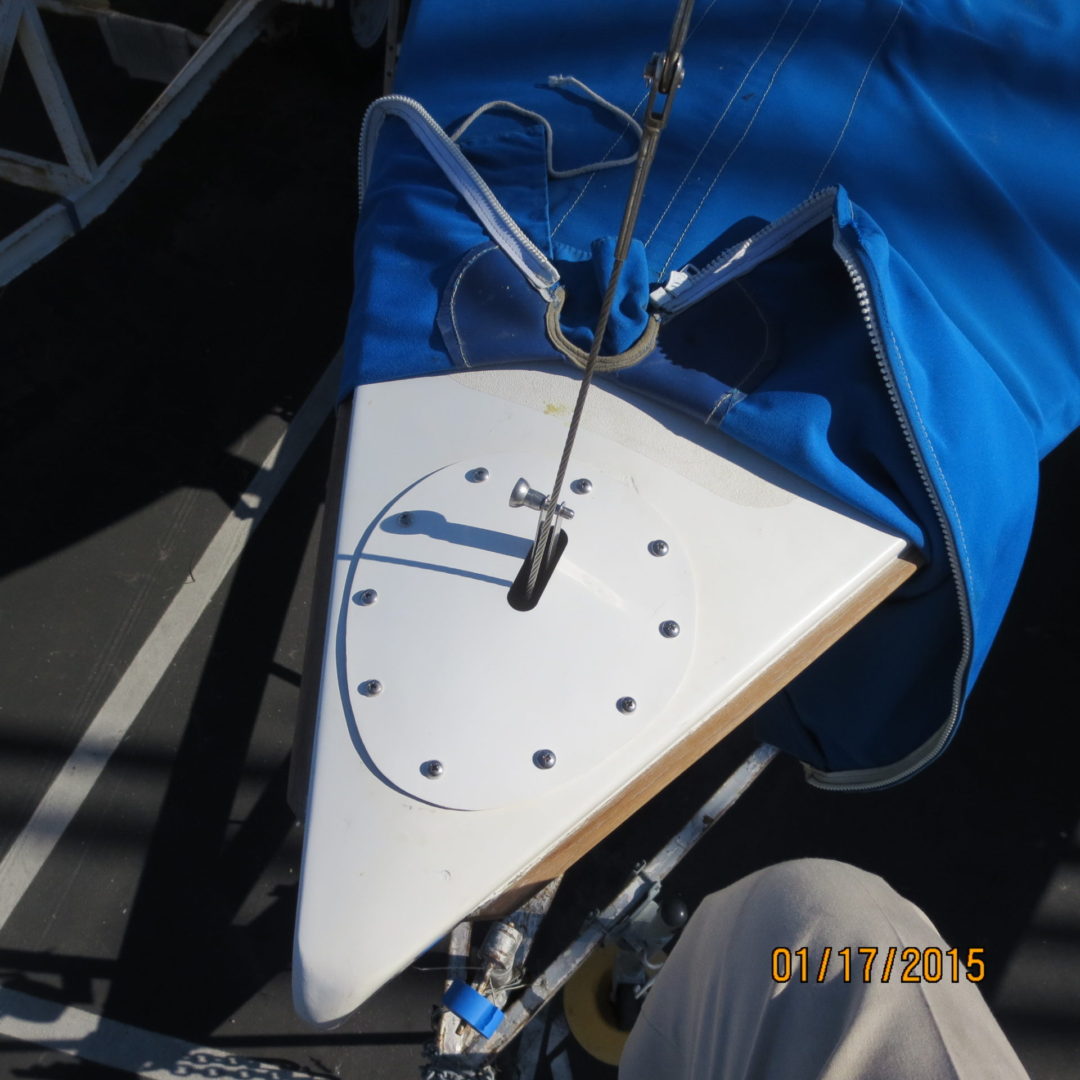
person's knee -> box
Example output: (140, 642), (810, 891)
(747, 857), (889, 904)
(694, 858), (919, 949)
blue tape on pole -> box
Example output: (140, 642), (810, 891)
(442, 979), (505, 1040)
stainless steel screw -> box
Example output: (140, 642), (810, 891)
(398, 511), (413, 527)
(570, 478), (593, 495)
(660, 620), (681, 638)
(421, 760), (444, 778)
(360, 679), (383, 696)
(617, 696), (637, 714)
(533, 749), (557, 770)
(355, 589), (378, 606)
(471, 467), (490, 483)
(648, 539), (670, 557)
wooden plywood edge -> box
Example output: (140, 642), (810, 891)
(473, 548), (920, 917)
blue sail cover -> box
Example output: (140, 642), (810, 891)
(340, 0), (1080, 788)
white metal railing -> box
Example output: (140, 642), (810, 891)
(0, 0), (277, 286)
(0, 0), (403, 287)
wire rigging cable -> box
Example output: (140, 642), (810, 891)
(521, 0), (698, 604)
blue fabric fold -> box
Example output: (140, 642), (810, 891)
(555, 236), (652, 355)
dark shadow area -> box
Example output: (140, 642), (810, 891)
(106, 2), (226, 34)
(7, 1061), (136, 1080)
(0, 44), (66, 164)
(95, 421), (329, 1036)
(0, 6), (380, 575)
(358, 552), (516, 588)
(379, 507), (530, 559)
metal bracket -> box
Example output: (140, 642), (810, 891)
(584, 872), (660, 945)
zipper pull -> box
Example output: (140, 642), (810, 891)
(649, 264), (697, 307)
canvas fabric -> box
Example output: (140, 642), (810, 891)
(340, 0), (1080, 784)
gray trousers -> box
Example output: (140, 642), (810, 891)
(619, 859), (1028, 1079)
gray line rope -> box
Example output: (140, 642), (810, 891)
(448, 77), (643, 179)
(523, 0), (696, 603)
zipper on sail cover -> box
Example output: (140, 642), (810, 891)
(656, 190), (975, 792)
(652, 187), (838, 317)
(356, 94), (560, 297)
(809, 242), (974, 792)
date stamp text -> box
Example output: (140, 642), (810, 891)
(770, 946), (985, 984)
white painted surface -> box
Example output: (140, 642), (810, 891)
(293, 364), (908, 1026)
(345, 452), (695, 809)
